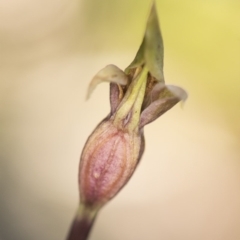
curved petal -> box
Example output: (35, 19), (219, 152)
(166, 85), (188, 102)
(86, 65), (128, 99)
(140, 85), (187, 128)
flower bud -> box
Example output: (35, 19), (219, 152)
(79, 119), (145, 208)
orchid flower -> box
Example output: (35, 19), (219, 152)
(67, 3), (187, 240)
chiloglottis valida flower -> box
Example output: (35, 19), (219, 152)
(66, 3), (187, 240)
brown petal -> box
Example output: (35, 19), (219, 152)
(142, 81), (165, 109)
(110, 83), (124, 114)
(139, 85), (187, 128)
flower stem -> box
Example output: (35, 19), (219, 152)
(113, 66), (148, 131)
(66, 204), (98, 240)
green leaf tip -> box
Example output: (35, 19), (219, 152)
(126, 1), (164, 82)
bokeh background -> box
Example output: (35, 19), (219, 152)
(0, 0), (240, 239)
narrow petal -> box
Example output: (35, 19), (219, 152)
(110, 83), (124, 114)
(144, 2), (164, 82)
(86, 65), (128, 99)
(125, 2), (164, 82)
(140, 85), (187, 128)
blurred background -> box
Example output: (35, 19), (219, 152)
(0, 0), (240, 239)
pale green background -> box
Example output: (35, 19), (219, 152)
(0, 0), (240, 240)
